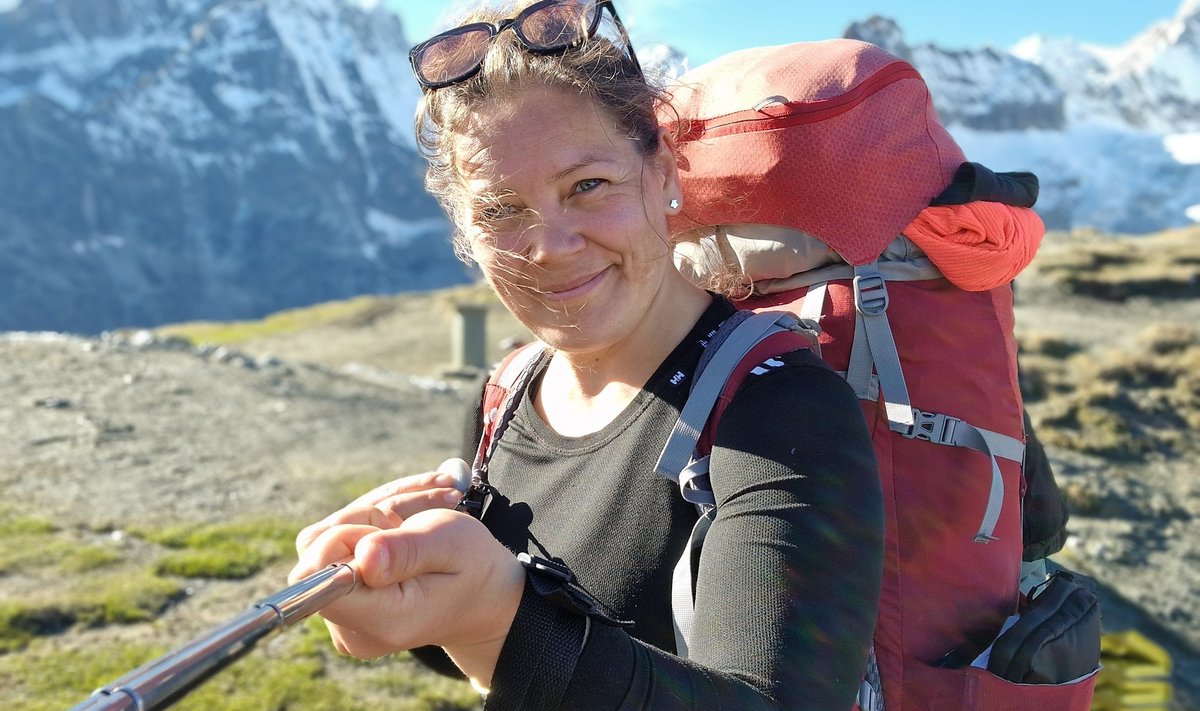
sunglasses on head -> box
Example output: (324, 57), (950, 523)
(409, 0), (641, 90)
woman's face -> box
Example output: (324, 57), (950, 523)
(455, 85), (682, 355)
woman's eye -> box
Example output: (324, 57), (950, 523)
(478, 203), (520, 222)
(573, 178), (605, 195)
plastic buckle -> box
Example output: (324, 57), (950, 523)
(518, 553), (634, 628)
(517, 553), (575, 584)
(899, 409), (959, 446)
(853, 273), (889, 316)
(455, 482), (495, 520)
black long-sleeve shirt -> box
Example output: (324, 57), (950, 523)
(468, 298), (885, 710)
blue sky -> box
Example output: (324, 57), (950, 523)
(389, 0), (1188, 67)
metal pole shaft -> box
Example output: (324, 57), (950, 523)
(69, 563), (357, 711)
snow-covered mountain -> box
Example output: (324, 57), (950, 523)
(846, 2), (1200, 234)
(0, 0), (466, 333)
(2, 0), (1198, 333)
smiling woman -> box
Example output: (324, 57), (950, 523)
(455, 84), (694, 363)
(290, 1), (885, 709)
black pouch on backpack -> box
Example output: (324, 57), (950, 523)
(985, 570), (1102, 684)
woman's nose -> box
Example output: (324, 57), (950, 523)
(524, 212), (585, 262)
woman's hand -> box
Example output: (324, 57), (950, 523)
(291, 461), (524, 686)
(294, 461), (469, 556)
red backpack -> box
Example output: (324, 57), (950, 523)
(663, 39), (1098, 710)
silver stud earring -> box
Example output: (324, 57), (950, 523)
(668, 198), (681, 210)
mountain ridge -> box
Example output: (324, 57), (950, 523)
(1, 0), (465, 334)
(2, 0), (1198, 333)
(841, 2), (1200, 236)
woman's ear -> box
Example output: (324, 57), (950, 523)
(654, 127), (683, 214)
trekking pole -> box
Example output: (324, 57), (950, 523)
(67, 562), (357, 711)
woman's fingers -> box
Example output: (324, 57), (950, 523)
(295, 504), (404, 556)
(348, 510), (524, 654)
(353, 509), (475, 589)
(294, 489), (460, 554)
(288, 523), (377, 583)
(375, 488), (463, 520)
(295, 464), (471, 556)
(350, 460), (471, 509)
(350, 469), (460, 509)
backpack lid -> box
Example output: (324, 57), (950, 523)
(664, 39), (965, 266)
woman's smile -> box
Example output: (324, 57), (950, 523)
(541, 266), (611, 301)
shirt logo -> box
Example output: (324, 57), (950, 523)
(670, 371), (686, 386)
(751, 358), (785, 376)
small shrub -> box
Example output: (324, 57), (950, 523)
(1138, 323), (1200, 355)
(1021, 333), (1081, 359)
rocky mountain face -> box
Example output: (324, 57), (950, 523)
(3, 1), (1199, 333)
(846, 2), (1200, 235)
(0, 0), (466, 334)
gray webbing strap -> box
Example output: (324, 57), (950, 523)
(846, 309), (873, 399)
(798, 281), (828, 323)
(754, 255), (944, 293)
(852, 262), (914, 429)
(948, 420), (1005, 542)
(654, 311), (795, 483)
(899, 408), (1025, 542)
(660, 311), (798, 657)
(670, 514), (710, 657)
(678, 456), (716, 507)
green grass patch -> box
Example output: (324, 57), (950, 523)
(0, 533), (125, 577)
(0, 572), (185, 652)
(361, 660), (482, 711)
(156, 296), (392, 346)
(0, 514), (56, 536)
(0, 639), (168, 709)
(155, 543), (280, 579)
(0, 619), (478, 710)
(134, 519), (301, 580)
(0, 602), (74, 653)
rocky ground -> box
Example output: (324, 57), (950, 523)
(0, 231), (1197, 709)
(1015, 227), (1200, 709)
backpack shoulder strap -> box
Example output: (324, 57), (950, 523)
(662, 309), (818, 657)
(654, 310), (818, 508)
(472, 342), (548, 474)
